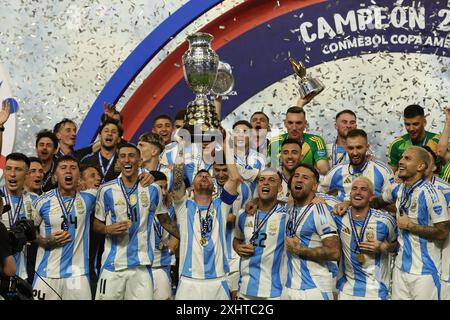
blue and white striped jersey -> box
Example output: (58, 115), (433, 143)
(152, 205), (176, 268)
(32, 189), (96, 278)
(212, 179), (252, 262)
(429, 176), (450, 282)
(285, 203), (338, 293)
(174, 189), (237, 279)
(334, 209), (397, 299)
(235, 149), (266, 198)
(95, 180), (167, 272)
(0, 188), (37, 279)
(160, 142), (214, 186)
(235, 203), (288, 298)
(319, 160), (394, 201)
(386, 179), (449, 275)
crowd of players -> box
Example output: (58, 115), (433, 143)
(0, 95), (449, 300)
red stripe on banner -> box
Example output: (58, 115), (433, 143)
(120, 0), (326, 140)
(0, 155), (5, 169)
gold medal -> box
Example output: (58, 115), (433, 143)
(159, 242), (164, 250)
(129, 194), (137, 206)
(357, 253), (365, 264)
(200, 237), (208, 246)
(127, 219), (133, 228)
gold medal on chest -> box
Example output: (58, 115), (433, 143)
(129, 194), (137, 206)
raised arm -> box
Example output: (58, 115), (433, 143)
(172, 140), (187, 201)
(157, 213), (180, 239)
(0, 99), (11, 154)
(437, 107), (450, 162)
(223, 131), (241, 196)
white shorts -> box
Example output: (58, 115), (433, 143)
(237, 292), (280, 300)
(152, 266), (172, 300)
(175, 276), (230, 300)
(96, 266), (153, 300)
(32, 274), (91, 300)
(280, 287), (333, 300)
(441, 281), (450, 300)
(391, 267), (440, 300)
(227, 258), (240, 292)
(338, 291), (381, 300)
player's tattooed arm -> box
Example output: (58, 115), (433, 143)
(172, 142), (186, 201)
(285, 235), (340, 263)
(397, 215), (449, 241)
(157, 213), (180, 239)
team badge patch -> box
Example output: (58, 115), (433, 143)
(140, 192), (149, 207)
(410, 200), (417, 211)
(76, 199), (84, 212)
(115, 199), (126, 207)
(268, 222), (278, 235)
(433, 205), (443, 215)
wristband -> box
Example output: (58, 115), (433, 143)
(0, 126), (4, 132)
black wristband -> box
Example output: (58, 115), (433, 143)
(0, 126), (4, 132)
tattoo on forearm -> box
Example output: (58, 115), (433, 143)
(158, 214), (180, 239)
(172, 164), (185, 193)
(291, 236), (339, 262)
(408, 222), (449, 241)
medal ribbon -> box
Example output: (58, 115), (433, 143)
(398, 177), (425, 215)
(42, 160), (55, 190)
(348, 208), (372, 253)
(286, 203), (314, 237)
(249, 203), (278, 244)
(2, 186), (24, 226)
(55, 188), (76, 231)
(348, 159), (369, 177)
(197, 202), (214, 242)
(153, 216), (164, 244)
(118, 178), (139, 219)
(98, 152), (116, 183)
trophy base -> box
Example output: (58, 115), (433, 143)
(183, 97), (222, 143)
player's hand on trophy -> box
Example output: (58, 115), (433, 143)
(297, 95), (315, 108)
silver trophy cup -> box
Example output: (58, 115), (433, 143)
(182, 32), (221, 140)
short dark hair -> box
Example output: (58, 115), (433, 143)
(250, 111), (269, 123)
(175, 109), (187, 121)
(421, 145), (441, 174)
(6, 153), (30, 168)
(288, 163), (320, 188)
(55, 155), (79, 169)
(149, 170), (167, 182)
(194, 169), (211, 178)
(153, 114), (172, 126)
(404, 104), (424, 118)
(138, 132), (165, 154)
(346, 129), (367, 140)
(53, 118), (77, 134)
(281, 138), (302, 150)
(335, 109), (357, 121)
(80, 163), (101, 177)
(232, 120), (252, 130)
(118, 143), (141, 156)
(286, 106), (306, 117)
(99, 118), (124, 137)
(28, 156), (42, 165)
(36, 129), (58, 149)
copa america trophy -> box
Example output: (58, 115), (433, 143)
(289, 58), (325, 100)
(182, 32), (222, 141)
